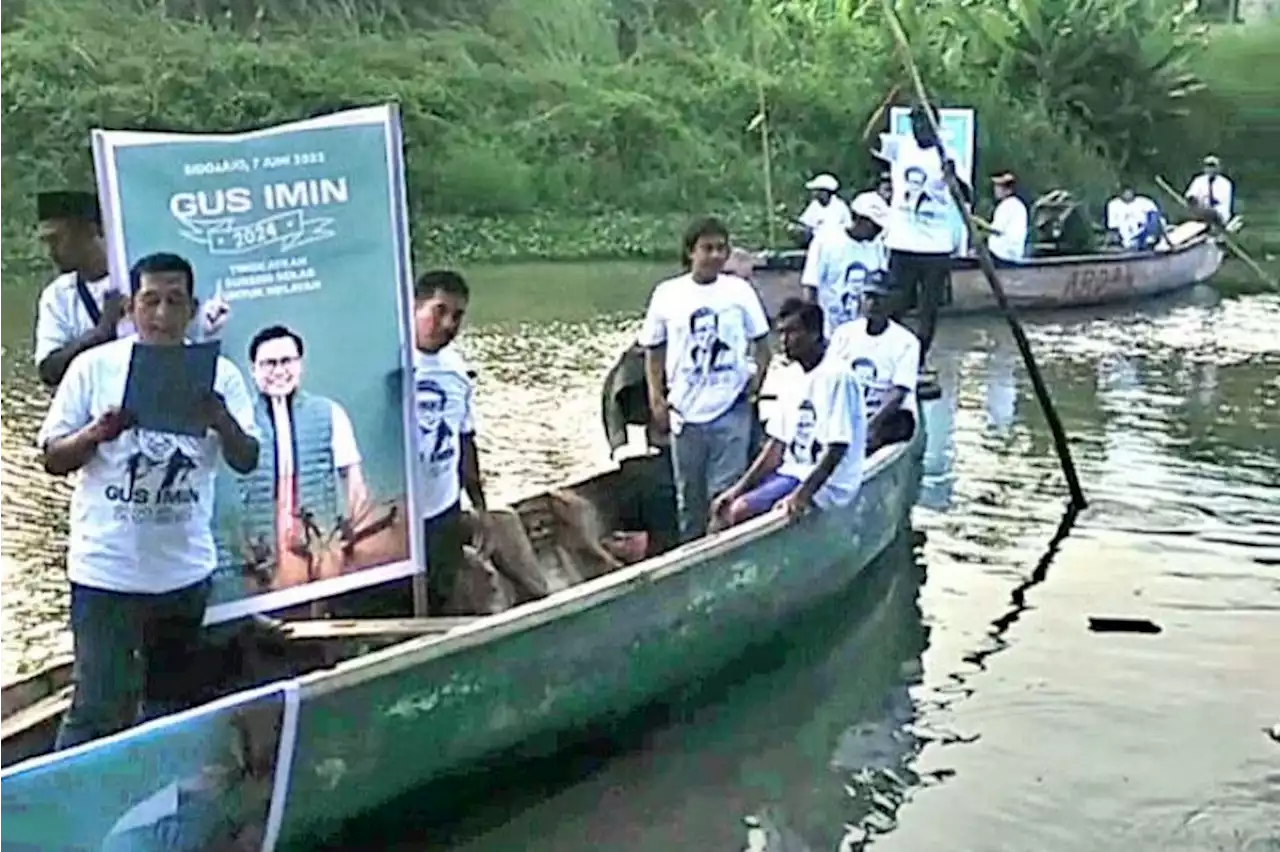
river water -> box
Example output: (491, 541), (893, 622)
(3, 261), (1278, 851)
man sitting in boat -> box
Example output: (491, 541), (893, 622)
(799, 191), (889, 337)
(827, 273), (920, 455)
(1105, 186), (1163, 251)
(1183, 154), (1234, 226)
(639, 217), (772, 542)
(32, 191), (230, 389)
(412, 270), (496, 614)
(708, 299), (867, 530)
(790, 173), (853, 246)
(36, 251), (260, 750)
(987, 172), (1030, 266)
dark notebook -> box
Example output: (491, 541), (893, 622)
(122, 341), (221, 437)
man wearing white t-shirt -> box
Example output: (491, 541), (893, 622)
(709, 299), (867, 530)
(878, 105), (972, 367)
(987, 172), (1030, 265)
(1105, 186), (1163, 251)
(238, 324), (370, 590)
(792, 174), (853, 244)
(412, 270), (493, 613)
(828, 274), (921, 455)
(639, 217), (772, 542)
(1184, 154), (1234, 225)
(800, 191), (890, 337)
(32, 191), (231, 389)
(37, 252), (260, 750)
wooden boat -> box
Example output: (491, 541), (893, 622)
(1, 366), (927, 851)
(751, 221), (1224, 318)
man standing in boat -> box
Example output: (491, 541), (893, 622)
(799, 191), (889, 337)
(987, 172), (1030, 266)
(237, 324), (372, 590)
(639, 217), (772, 542)
(32, 191), (231, 388)
(877, 105), (971, 368)
(828, 274), (920, 455)
(412, 269), (495, 613)
(709, 299), (867, 530)
(37, 251), (260, 749)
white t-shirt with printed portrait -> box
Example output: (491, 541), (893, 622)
(880, 133), (958, 256)
(413, 343), (475, 520)
(1106, 195), (1160, 248)
(36, 338), (259, 594)
(765, 361), (868, 509)
(636, 273), (770, 428)
(827, 317), (921, 418)
(1184, 173), (1233, 222)
(800, 229), (889, 337)
(799, 196), (853, 235)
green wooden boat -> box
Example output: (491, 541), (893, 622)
(1, 358), (927, 851)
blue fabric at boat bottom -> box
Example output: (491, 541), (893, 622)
(737, 473), (801, 518)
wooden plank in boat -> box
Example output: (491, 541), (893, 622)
(1, 685), (72, 743)
(2, 658), (74, 720)
(283, 617), (479, 641)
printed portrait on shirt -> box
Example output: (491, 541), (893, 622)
(850, 355), (890, 412)
(686, 306), (733, 375)
(108, 430), (206, 524)
(415, 377), (456, 466)
(788, 400), (823, 466)
(900, 166), (938, 221)
(834, 262), (870, 326)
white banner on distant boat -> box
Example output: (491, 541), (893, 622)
(92, 106), (422, 623)
(888, 106), (976, 256)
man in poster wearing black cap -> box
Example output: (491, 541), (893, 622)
(32, 190), (232, 388)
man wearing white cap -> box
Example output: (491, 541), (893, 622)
(799, 191), (889, 337)
(792, 173), (852, 244)
(1184, 155), (1234, 225)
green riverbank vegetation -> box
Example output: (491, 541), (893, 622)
(2, 0), (1277, 265)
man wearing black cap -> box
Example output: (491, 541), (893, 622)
(828, 272), (920, 455)
(32, 190), (231, 389)
(32, 190), (123, 388)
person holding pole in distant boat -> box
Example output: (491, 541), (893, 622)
(1183, 154), (1234, 226)
(411, 269), (495, 614)
(37, 251), (260, 750)
(876, 105), (972, 369)
(987, 172), (1030, 266)
(639, 217), (772, 542)
(32, 191), (231, 389)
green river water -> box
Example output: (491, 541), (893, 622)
(2, 258), (1278, 851)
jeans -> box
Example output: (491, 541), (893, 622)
(56, 577), (212, 751)
(423, 502), (467, 614)
(670, 397), (754, 542)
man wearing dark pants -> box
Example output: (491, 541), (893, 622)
(639, 217), (772, 542)
(38, 252), (260, 749)
(879, 105), (971, 367)
(411, 269), (494, 613)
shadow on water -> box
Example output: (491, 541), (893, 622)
(317, 531), (929, 852)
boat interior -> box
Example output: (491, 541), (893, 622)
(2, 358), (941, 770)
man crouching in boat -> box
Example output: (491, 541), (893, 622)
(828, 273), (920, 455)
(412, 269), (496, 613)
(37, 252), (260, 750)
(708, 299), (867, 530)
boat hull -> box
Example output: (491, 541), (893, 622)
(277, 433), (925, 847)
(753, 235), (1224, 317)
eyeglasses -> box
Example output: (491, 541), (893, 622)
(256, 356), (299, 370)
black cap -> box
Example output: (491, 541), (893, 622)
(37, 191), (100, 224)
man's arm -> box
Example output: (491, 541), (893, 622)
(741, 286), (773, 397)
(39, 358), (117, 476)
(459, 432), (487, 512)
(792, 441), (849, 505)
(209, 362), (260, 474)
(643, 345), (668, 412)
(35, 291), (125, 389)
(749, 338), (772, 397)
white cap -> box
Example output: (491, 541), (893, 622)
(849, 191), (889, 228)
(804, 173), (839, 192)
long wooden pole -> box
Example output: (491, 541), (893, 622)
(751, 25), (778, 247)
(1152, 174), (1278, 290)
(880, 0), (1088, 510)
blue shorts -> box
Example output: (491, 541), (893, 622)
(738, 473), (801, 516)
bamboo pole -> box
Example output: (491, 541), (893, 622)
(1152, 174), (1277, 290)
(880, 0), (1088, 510)
(751, 26), (778, 247)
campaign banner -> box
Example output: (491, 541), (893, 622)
(92, 106), (421, 623)
(0, 681), (301, 852)
(888, 106), (977, 256)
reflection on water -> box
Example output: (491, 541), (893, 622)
(3, 266), (1279, 851)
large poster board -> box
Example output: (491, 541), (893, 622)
(92, 106), (421, 623)
(888, 106), (977, 256)
(0, 681), (301, 852)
